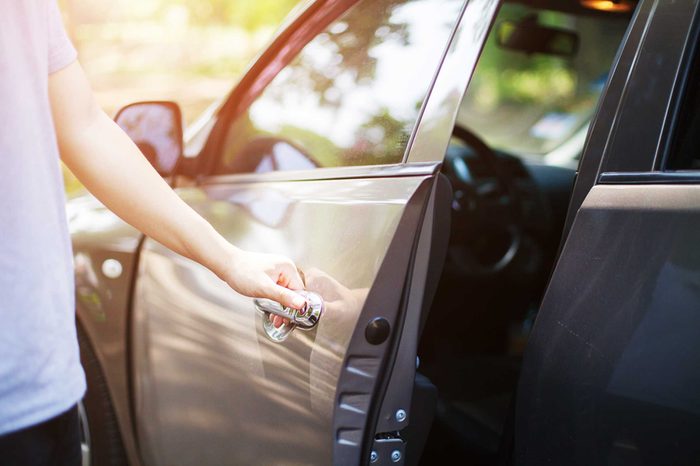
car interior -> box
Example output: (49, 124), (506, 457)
(415, 1), (638, 464)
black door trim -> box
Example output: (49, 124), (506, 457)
(599, 171), (700, 184)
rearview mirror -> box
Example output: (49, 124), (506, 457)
(496, 15), (579, 58)
(114, 101), (183, 177)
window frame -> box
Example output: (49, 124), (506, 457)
(596, 0), (700, 183)
(655, 8), (700, 173)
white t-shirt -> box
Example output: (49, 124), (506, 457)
(0, 0), (85, 434)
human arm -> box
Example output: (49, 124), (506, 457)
(49, 61), (305, 315)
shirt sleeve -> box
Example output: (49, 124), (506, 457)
(47, 0), (77, 74)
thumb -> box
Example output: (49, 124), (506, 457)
(270, 284), (307, 310)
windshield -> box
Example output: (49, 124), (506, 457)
(457, 3), (630, 161)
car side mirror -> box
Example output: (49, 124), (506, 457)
(114, 101), (183, 177)
(496, 15), (579, 58)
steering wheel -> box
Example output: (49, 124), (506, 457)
(443, 125), (524, 277)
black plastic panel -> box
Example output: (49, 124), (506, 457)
(517, 185), (700, 465)
(600, 171), (700, 184)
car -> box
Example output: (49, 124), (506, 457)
(68, 0), (700, 464)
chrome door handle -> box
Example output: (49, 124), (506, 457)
(254, 291), (324, 342)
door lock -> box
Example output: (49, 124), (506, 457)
(254, 291), (324, 342)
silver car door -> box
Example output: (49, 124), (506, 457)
(130, 0), (498, 465)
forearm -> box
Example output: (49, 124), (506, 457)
(59, 109), (235, 279)
(50, 61), (304, 309)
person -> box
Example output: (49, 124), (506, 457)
(0, 1), (306, 465)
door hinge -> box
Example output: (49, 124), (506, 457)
(369, 433), (405, 465)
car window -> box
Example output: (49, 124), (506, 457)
(456, 3), (629, 164)
(215, 0), (465, 175)
(667, 47), (700, 170)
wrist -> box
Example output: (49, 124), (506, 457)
(211, 242), (242, 283)
(186, 217), (241, 282)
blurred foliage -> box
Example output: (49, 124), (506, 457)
(60, 0), (301, 30)
(166, 0), (301, 29)
(58, 0), (628, 193)
(59, 0), (302, 120)
(58, 0), (301, 195)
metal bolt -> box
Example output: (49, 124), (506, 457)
(370, 451), (378, 463)
(391, 450), (402, 463)
(395, 409), (407, 423)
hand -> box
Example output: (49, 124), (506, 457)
(219, 248), (306, 327)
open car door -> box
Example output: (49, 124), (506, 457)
(516, 1), (700, 464)
(130, 1), (499, 465)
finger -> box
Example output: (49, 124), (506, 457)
(273, 315), (284, 328)
(276, 270), (290, 288)
(279, 263), (305, 291)
(271, 284), (306, 310)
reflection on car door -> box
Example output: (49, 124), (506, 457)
(516, 2), (700, 464)
(134, 174), (433, 465)
(128, 0), (498, 464)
